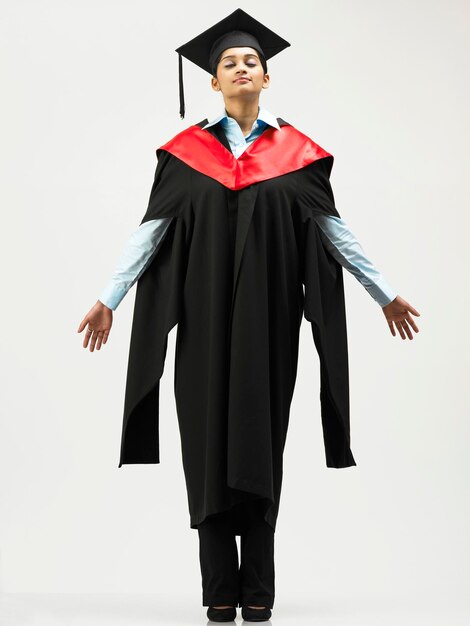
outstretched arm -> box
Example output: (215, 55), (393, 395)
(98, 217), (173, 310)
(77, 217), (173, 351)
(314, 214), (420, 339)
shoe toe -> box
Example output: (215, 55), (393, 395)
(207, 606), (237, 622)
(241, 605), (272, 621)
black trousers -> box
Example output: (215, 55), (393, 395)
(197, 499), (275, 608)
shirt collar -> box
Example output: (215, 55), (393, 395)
(203, 106), (281, 131)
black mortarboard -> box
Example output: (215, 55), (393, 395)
(175, 8), (290, 119)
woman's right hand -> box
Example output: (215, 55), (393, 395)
(77, 301), (113, 352)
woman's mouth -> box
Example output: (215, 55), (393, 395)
(233, 78), (250, 83)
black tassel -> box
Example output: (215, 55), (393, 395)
(178, 53), (185, 119)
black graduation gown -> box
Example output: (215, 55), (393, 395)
(118, 117), (356, 534)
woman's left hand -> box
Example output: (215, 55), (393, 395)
(382, 295), (421, 340)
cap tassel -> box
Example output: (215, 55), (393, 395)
(178, 53), (185, 119)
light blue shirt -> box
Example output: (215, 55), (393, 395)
(99, 107), (397, 310)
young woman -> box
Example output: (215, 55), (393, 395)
(77, 9), (420, 623)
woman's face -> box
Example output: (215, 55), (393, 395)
(211, 46), (269, 99)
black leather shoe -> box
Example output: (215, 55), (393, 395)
(207, 606), (237, 622)
(241, 605), (272, 621)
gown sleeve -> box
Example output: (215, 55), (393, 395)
(295, 155), (340, 219)
(118, 150), (191, 467)
(139, 149), (191, 223)
(295, 155), (356, 467)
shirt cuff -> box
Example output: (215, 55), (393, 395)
(98, 281), (129, 311)
(364, 276), (398, 307)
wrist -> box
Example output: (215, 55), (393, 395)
(97, 299), (112, 311)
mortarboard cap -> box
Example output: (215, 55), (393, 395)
(175, 8), (290, 119)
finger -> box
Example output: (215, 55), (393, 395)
(89, 330), (99, 352)
(405, 302), (421, 316)
(77, 317), (89, 333)
(83, 327), (93, 349)
(388, 321), (396, 337)
(401, 319), (413, 340)
(102, 329), (110, 344)
(395, 320), (406, 340)
(396, 322), (405, 339)
(95, 331), (104, 350)
(404, 313), (420, 333)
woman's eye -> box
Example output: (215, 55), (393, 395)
(224, 63), (257, 68)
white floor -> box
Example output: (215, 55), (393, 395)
(0, 592), (468, 626)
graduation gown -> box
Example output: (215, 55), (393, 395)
(118, 117), (356, 533)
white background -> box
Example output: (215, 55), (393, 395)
(1, 0), (469, 624)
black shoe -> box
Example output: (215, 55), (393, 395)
(241, 605), (272, 621)
(207, 606), (237, 622)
